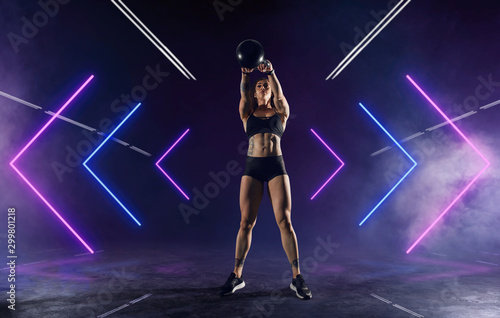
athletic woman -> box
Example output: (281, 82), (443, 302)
(219, 60), (312, 299)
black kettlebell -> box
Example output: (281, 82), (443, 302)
(236, 39), (265, 69)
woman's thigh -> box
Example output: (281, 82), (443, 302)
(239, 175), (264, 223)
(267, 174), (292, 225)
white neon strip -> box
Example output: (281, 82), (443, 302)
(425, 122), (447, 132)
(1, 91), (152, 157)
(480, 251), (500, 256)
(370, 293), (392, 304)
(392, 304), (424, 317)
(426, 111), (477, 131)
(74, 250), (104, 257)
(22, 260), (48, 266)
(2, 90), (153, 169)
(0, 260), (47, 270)
(370, 146), (392, 156)
(371, 294), (424, 317)
(400, 131), (424, 142)
(97, 304), (129, 318)
(129, 145), (152, 156)
(115, 0), (195, 80)
(326, 0), (411, 80)
(479, 99), (500, 110)
(0, 90), (42, 109)
(368, 132), (425, 156)
(130, 293), (152, 304)
(45, 111), (96, 131)
(372, 108), (481, 156)
(110, 137), (130, 146)
(111, 0), (195, 80)
(454, 110), (478, 119)
(430, 252), (446, 257)
(97, 293), (152, 318)
(475, 261), (498, 266)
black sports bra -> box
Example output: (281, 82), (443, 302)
(245, 110), (284, 139)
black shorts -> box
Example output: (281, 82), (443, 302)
(243, 155), (287, 183)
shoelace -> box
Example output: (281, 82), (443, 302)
(230, 276), (241, 287)
(295, 276), (306, 287)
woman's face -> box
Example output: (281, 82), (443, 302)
(254, 80), (272, 100)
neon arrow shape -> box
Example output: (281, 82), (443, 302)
(10, 75), (95, 254)
(310, 129), (345, 200)
(156, 129), (190, 200)
(405, 75), (490, 254)
(83, 103), (142, 226)
(358, 102), (417, 226)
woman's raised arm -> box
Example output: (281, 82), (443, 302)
(239, 67), (254, 120)
(258, 60), (289, 119)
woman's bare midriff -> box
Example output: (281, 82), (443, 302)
(242, 109), (286, 157)
(247, 133), (282, 157)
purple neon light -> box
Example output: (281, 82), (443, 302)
(9, 75), (95, 254)
(156, 129), (190, 200)
(405, 75), (491, 254)
(310, 129), (345, 200)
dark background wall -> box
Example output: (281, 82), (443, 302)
(1, 0), (499, 258)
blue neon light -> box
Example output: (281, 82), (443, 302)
(358, 102), (417, 226)
(83, 103), (142, 226)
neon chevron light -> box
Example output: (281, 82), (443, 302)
(83, 103), (142, 226)
(326, 0), (411, 80)
(405, 75), (490, 254)
(9, 75), (95, 254)
(358, 102), (417, 226)
(156, 129), (190, 200)
(310, 129), (345, 200)
(111, 0), (196, 80)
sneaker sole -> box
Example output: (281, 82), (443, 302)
(290, 283), (312, 300)
(221, 281), (245, 296)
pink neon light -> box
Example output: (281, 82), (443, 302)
(405, 75), (490, 254)
(156, 129), (190, 200)
(310, 129), (345, 200)
(10, 75), (95, 254)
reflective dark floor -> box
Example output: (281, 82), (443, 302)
(1, 241), (499, 318)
